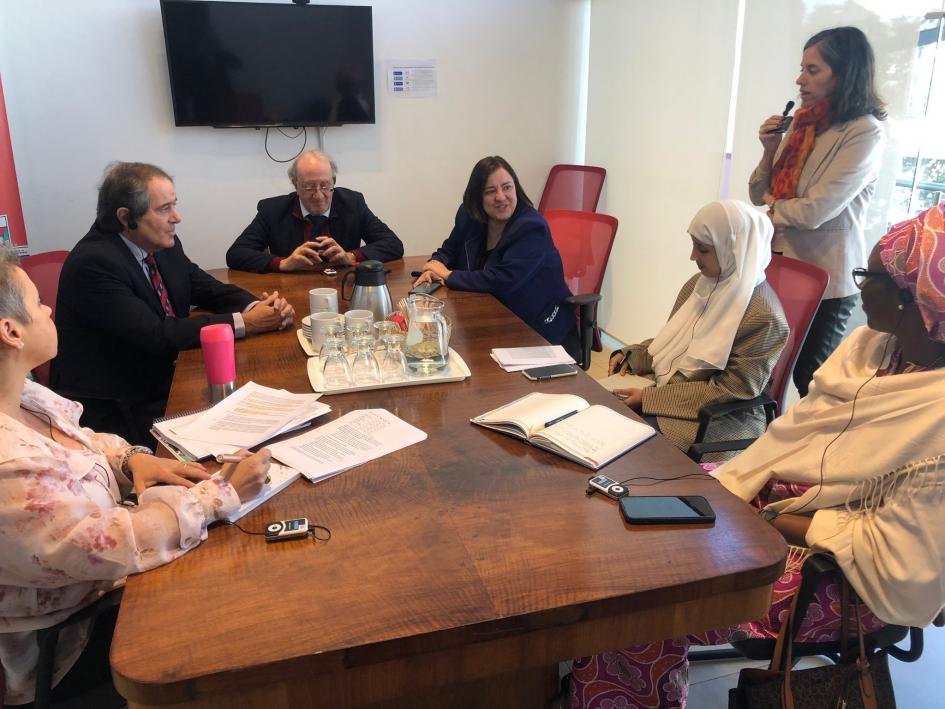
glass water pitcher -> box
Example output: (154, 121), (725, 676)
(405, 294), (450, 374)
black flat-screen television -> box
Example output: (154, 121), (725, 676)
(159, 0), (375, 127)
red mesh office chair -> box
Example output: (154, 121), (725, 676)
(545, 209), (618, 366)
(537, 164), (607, 214)
(20, 250), (69, 386)
(687, 254), (829, 460)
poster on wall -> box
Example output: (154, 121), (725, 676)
(387, 60), (436, 98)
(0, 75), (29, 256)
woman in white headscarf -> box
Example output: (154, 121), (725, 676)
(608, 199), (789, 453)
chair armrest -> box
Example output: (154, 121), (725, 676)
(564, 293), (602, 371)
(686, 395), (777, 461)
(686, 438), (758, 461)
(564, 293), (601, 307)
(784, 553), (838, 641)
(42, 587), (124, 636)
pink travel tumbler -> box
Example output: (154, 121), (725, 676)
(200, 324), (236, 403)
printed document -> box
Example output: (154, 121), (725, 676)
(269, 409), (427, 483)
(491, 345), (575, 371)
(174, 382), (329, 447)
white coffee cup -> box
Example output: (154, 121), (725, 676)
(344, 308), (374, 348)
(310, 312), (344, 353)
(309, 287), (339, 315)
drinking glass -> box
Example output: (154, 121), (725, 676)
(351, 334), (381, 385)
(373, 321), (400, 352)
(321, 335), (352, 389)
(319, 318), (347, 358)
(380, 332), (408, 382)
(347, 319), (373, 351)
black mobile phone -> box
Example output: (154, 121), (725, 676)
(619, 495), (715, 525)
(522, 363), (578, 381)
(409, 282), (441, 295)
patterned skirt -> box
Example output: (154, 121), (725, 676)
(568, 480), (886, 709)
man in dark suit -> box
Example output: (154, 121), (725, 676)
(226, 150), (403, 273)
(51, 162), (294, 444)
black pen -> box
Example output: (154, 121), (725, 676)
(544, 410), (580, 428)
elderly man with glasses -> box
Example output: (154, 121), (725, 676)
(226, 150), (403, 273)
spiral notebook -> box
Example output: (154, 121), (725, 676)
(151, 408), (313, 462)
(151, 407), (220, 462)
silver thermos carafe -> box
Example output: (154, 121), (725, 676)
(341, 260), (393, 322)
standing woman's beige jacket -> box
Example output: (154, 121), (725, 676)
(749, 114), (885, 300)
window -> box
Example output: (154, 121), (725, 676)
(889, 10), (945, 226)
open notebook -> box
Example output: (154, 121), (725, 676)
(471, 392), (655, 470)
(596, 372), (656, 392)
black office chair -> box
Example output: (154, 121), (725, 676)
(33, 587), (125, 709)
(688, 554), (927, 668)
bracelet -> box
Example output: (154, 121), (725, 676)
(120, 445), (154, 477)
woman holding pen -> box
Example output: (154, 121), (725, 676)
(608, 200), (788, 458)
(0, 247), (271, 706)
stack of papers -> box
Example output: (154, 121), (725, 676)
(490, 345), (575, 372)
(268, 409), (427, 484)
(152, 382), (330, 461)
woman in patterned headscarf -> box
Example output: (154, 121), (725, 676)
(570, 204), (945, 709)
(750, 26), (887, 398)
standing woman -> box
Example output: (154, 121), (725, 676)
(750, 26), (886, 396)
(414, 156), (578, 356)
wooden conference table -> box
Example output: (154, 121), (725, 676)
(110, 256), (787, 709)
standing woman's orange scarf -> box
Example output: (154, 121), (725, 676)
(769, 98), (832, 199)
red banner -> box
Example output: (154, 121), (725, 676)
(0, 74), (28, 254)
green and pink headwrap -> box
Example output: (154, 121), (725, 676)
(879, 203), (945, 343)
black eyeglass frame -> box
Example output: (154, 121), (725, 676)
(851, 267), (891, 289)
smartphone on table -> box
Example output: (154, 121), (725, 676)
(409, 282), (442, 295)
(619, 495), (715, 525)
(522, 363), (578, 381)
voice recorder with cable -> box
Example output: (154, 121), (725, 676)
(264, 518), (310, 542)
(586, 475), (629, 500)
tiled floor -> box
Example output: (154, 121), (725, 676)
(588, 332), (944, 707)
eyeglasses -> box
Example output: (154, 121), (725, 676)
(851, 267), (890, 289)
(299, 183), (335, 194)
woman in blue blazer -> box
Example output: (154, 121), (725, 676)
(414, 156), (577, 351)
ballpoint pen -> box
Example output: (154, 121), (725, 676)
(543, 410), (580, 428)
(215, 453), (269, 484)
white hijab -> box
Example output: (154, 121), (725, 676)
(648, 200), (773, 386)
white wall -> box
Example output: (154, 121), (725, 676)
(587, 0), (932, 347)
(0, 0), (586, 267)
(586, 0), (741, 343)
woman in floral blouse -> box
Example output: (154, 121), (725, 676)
(0, 247), (271, 705)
